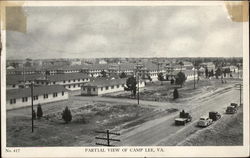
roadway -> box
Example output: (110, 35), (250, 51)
(117, 86), (241, 146)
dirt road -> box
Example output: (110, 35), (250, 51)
(118, 87), (241, 146)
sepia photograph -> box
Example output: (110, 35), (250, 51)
(1, 1), (249, 157)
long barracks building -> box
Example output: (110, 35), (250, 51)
(6, 85), (69, 110)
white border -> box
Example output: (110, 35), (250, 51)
(1, 1), (249, 157)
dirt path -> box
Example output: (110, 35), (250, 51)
(117, 88), (240, 146)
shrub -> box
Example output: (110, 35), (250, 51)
(32, 110), (36, 120)
(173, 88), (179, 99)
(175, 72), (186, 87)
(37, 104), (43, 118)
(62, 106), (72, 123)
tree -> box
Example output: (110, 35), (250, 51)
(223, 68), (230, 77)
(205, 67), (209, 78)
(215, 68), (222, 79)
(100, 70), (107, 77)
(119, 72), (127, 78)
(170, 78), (175, 85)
(175, 72), (186, 87)
(179, 61), (184, 71)
(209, 69), (214, 77)
(147, 74), (152, 82)
(124, 76), (137, 97)
(173, 88), (179, 99)
(158, 73), (164, 85)
(37, 104), (43, 118)
(62, 106), (72, 123)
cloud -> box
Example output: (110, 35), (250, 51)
(6, 5), (243, 59)
(69, 34), (108, 52)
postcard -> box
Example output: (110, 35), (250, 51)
(1, 1), (249, 157)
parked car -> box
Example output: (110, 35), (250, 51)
(226, 105), (237, 114)
(197, 116), (213, 127)
(209, 111), (221, 121)
(175, 110), (192, 125)
(230, 103), (239, 109)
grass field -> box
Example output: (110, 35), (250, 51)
(103, 78), (242, 102)
(7, 102), (177, 146)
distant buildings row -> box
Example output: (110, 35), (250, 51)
(6, 60), (241, 110)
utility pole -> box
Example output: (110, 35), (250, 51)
(136, 63), (143, 105)
(95, 130), (120, 146)
(23, 64), (26, 87)
(193, 67), (196, 89)
(31, 82), (34, 133)
(237, 64), (240, 79)
(137, 66), (140, 105)
(239, 83), (242, 106)
(236, 83), (242, 106)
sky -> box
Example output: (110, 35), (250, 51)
(6, 5), (243, 59)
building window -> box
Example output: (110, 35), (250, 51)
(82, 87), (85, 91)
(93, 88), (95, 91)
(68, 85), (71, 88)
(106, 86), (109, 90)
(117, 85), (119, 88)
(78, 84), (81, 87)
(101, 87), (103, 91)
(111, 86), (114, 89)
(73, 80), (76, 82)
(12, 85), (16, 88)
(73, 84), (76, 88)
(22, 97), (28, 102)
(43, 94), (48, 99)
(33, 96), (38, 100)
(10, 99), (16, 104)
(53, 82), (56, 84)
(63, 80), (66, 83)
(68, 80), (71, 83)
(78, 79), (80, 82)
(53, 93), (57, 97)
(62, 91), (64, 96)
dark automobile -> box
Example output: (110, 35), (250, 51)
(175, 110), (192, 125)
(209, 111), (221, 121)
(226, 106), (237, 114)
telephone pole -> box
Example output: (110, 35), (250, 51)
(31, 82), (34, 133)
(136, 64), (143, 105)
(95, 130), (120, 146)
(193, 67), (196, 89)
(137, 73), (140, 105)
(236, 83), (242, 106)
(239, 84), (242, 106)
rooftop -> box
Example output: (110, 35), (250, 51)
(6, 73), (90, 85)
(7, 85), (68, 100)
(7, 74), (44, 85)
(83, 78), (127, 88)
(47, 73), (90, 82)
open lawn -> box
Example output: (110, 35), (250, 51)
(7, 102), (177, 146)
(103, 78), (242, 102)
